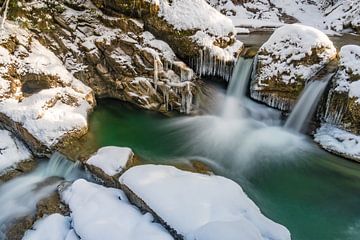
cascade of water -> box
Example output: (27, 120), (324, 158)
(285, 77), (331, 132)
(222, 57), (254, 118)
(0, 153), (84, 237)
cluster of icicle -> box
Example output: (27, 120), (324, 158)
(153, 56), (193, 114)
(323, 88), (347, 125)
(250, 89), (295, 111)
(190, 49), (235, 81)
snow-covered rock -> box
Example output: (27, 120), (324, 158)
(0, 129), (32, 177)
(325, 0), (360, 33)
(250, 24), (336, 111)
(22, 214), (73, 240)
(119, 165), (291, 240)
(318, 45), (360, 160)
(0, 22), (95, 155)
(208, 0), (360, 34)
(86, 146), (134, 185)
(92, 0), (243, 81)
(315, 124), (360, 161)
(61, 179), (173, 240)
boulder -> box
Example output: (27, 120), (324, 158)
(85, 146), (134, 187)
(250, 24), (336, 111)
(119, 165), (291, 240)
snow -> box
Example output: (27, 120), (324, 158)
(22, 214), (72, 240)
(61, 179), (173, 240)
(333, 45), (360, 99)
(119, 165), (291, 240)
(0, 22), (94, 147)
(0, 129), (32, 173)
(315, 124), (360, 160)
(157, 0), (235, 36)
(208, 0), (360, 34)
(87, 146), (134, 177)
(256, 24), (336, 85)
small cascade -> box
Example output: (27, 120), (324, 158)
(0, 153), (84, 237)
(285, 78), (331, 132)
(226, 57), (253, 99)
(222, 57), (254, 118)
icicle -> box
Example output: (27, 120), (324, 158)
(153, 56), (163, 91)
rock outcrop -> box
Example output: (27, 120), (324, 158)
(91, 0), (243, 81)
(325, 0), (360, 33)
(316, 45), (360, 161)
(250, 24), (337, 111)
(0, 22), (95, 156)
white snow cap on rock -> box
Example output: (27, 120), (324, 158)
(61, 179), (173, 240)
(257, 23), (336, 85)
(157, 0), (235, 36)
(0, 129), (32, 173)
(22, 214), (73, 240)
(119, 165), (291, 240)
(87, 146), (134, 176)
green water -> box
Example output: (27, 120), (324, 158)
(87, 99), (360, 240)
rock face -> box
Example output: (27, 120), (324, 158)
(119, 165), (291, 240)
(250, 24), (336, 111)
(0, 22), (95, 156)
(91, 0), (243, 81)
(316, 45), (360, 161)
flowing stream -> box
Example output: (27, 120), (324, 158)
(81, 58), (360, 240)
(0, 153), (85, 239)
(285, 78), (330, 132)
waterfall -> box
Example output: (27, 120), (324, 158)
(285, 78), (331, 132)
(222, 57), (253, 118)
(0, 153), (84, 238)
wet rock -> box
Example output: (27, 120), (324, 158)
(250, 24), (337, 111)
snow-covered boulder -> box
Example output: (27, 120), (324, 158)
(317, 45), (360, 161)
(250, 24), (336, 111)
(0, 129), (34, 182)
(22, 214), (73, 240)
(325, 0), (360, 33)
(86, 146), (134, 186)
(119, 165), (291, 240)
(92, 0), (243, 81)
(61, 179), (173, 240)
(0, 22), (95, 156)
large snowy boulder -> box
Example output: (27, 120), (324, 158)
(0, 129), (34, 182)
(250, 24), (336, 111)
(316, 45), (360, 161)
(92, 0), (243, 81)
(61, 179), (173, 240)
(86, 146), (134, 186)
(0, 22), (95, 156)
(324, 0), (360, 33)
(119, 165), (291, 240)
